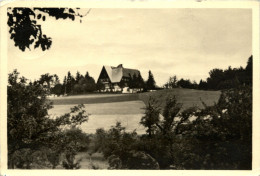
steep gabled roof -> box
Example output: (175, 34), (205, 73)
(103, 64), (140, 83)
(123, 68), (140, 78)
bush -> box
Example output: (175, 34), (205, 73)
(8, 70), (89, 169)
(139, 85), (252, 169)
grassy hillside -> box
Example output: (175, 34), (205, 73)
(51, 89), (221, 111)
(139, 88), (221, 112)
(51, 94), (139, 105)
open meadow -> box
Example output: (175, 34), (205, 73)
(49, 88), (221, 134)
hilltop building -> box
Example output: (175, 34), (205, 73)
(97, 64), (142, 92)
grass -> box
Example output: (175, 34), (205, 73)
(48, 88), (221, 134)
(139, 88), (221, 112)
(49, 101), (146, 134)
(49, 101), (145, 115)
(51, 94), (139, 105)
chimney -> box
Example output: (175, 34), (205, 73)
(117, 64), (123, 68)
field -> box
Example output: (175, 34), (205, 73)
(48, 88), (221, 169)
(49, 101), (146, 134)
(51, 93), (140, 105)
(139, 88), (221, 111)
(49, 88), (221, 134)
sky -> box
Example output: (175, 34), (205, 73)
(8, 8), (252, 86)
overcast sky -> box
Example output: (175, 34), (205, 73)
(8, 8), (252, 86)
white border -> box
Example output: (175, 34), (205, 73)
(0, 1), (259, 176)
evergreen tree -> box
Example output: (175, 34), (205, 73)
(75, 71), (81, 84)
(146, 70), (156, 90)
(66, 71), (75, 94)
(62, 76), (67, 94)
(137, 73), (145, 89)
(245, 55), (252, 85)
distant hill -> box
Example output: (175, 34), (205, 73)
(138, 88), (221, 112)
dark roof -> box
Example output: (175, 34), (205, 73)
(103, 64), (140, 83)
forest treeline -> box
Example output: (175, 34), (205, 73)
(164, 55), (252, 90)
(36, 55), (252, 96)
(35, 69), (157, 95)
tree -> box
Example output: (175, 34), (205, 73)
(8, 70), (89, 168)
(140, 97), (160, 137)
(75, 71), (82, 84)
(84, 72), (96, 92)
(66, 71), (74, 94)
(245, 55), (252, 85)
(52, 83), (63, 96)
(7, 8), (90, 51)
(61, 127), (90, 169)
(198, 79), (207, 90)
(93, 123), (159, 169)
(38, 73), (54, 89)
(164, 75), (178, 89)
(174, 85), (252, 169)
(139, 95), (195, 169)
(177, 78), (193, 88)
(62, 76), (67, 94)
(136, 73), (145, 90)
(146, 70), (156, 90)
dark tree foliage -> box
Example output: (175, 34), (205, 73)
(139, 96), (194, 169)
(245, 55), (253, 85)
(164, 75), (178, 89)
(38, 73), (59, 92)
(61, 127), (90, 169)
(52, 83), (63, 96)
(177, 78), (193, 89)
(205, 55), (252, 90)
(164, 55), (252, 91)
(75, 71), (82, 84)
(174, 86), (252, 169)
(136, 73), (145, 89)
(140, 96), (160, 137)
(7, 8), (84, 51)
(62, 71), (96, 95)
(8, 70), (89, 168)
(146, 70), (156, 90)
(127, 73), (144, 90)
(73, 71), (96, 94)
(65, 71), (75, 94)
(198, 79), (208, 90)
(93, 123), (159, 169)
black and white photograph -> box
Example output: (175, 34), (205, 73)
(1, 1), (259, 173)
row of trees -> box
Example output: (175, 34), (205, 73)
(35, 71), (97, 96)
(164, 75), (198, 89)
(93, 85), (252, 169)
(37, 70), (158, 96)
(63, 71), (96, 95)
(164, 55), (252, 90)
(128, 70), (157, 91)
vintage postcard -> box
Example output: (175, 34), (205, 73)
(0, 1), (259, 176)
